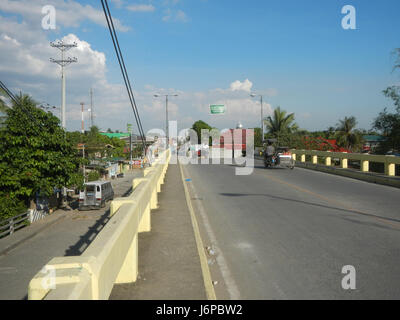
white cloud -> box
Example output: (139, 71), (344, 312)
(0, 0), (130, 32)
(162, 9), (189, 23)
(127, 4), (156, 12)
(0, 2), (275, 133)
(230, 79), (253, 93)
(110, 0), (124, 8)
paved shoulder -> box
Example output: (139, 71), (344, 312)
(110, 164), (207, 300)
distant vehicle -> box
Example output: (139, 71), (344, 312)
(117, 172), (124, 178)
(264, 145), (295, 170)
(79, 181), (114, 210)
(386, 151), (400, 157)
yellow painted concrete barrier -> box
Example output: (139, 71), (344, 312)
(291, 149), (400, 177)
(28, 150), (171, 300)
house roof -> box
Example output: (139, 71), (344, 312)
(100, 132), (130, 139)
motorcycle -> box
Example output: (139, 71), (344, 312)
(264, 147), (295, 170)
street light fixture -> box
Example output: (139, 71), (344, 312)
(250, 93), (265, 144)
(37, 103), (61, 119)
(153, 94), (178, 148)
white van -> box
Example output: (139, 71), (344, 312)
(79, 181), (114, 210)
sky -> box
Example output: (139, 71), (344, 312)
(0, 0), (399, 135)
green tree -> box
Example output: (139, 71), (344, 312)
(253, 127), (262, 147)
(264, 107), (298, 145)
(265, 107), (298, 135)
(373, 91), (400, 153)
(0, 93), (83, 219)
(372, 48), (400, 153)
(192, 120), (213, 144)
(335, 116), (363, 151)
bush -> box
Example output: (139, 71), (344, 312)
(88, 170), (100, 182)
(0, 193), (27, 221)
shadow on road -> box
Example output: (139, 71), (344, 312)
(64, 187), (133, 257)
(64, 208), (111, 256)
(219, 192), (400, 228)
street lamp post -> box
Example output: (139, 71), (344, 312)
(154, 94), (178, 148)
(250, 93), (265, 144)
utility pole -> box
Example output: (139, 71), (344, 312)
(81, 102), (85, 134)
(90, 88), (94, 128)
(127, 123), (133, 169)
(153, 94), (178, 148)
(250, 93), (265, 144)
(83, 143), (86, 183)
(50, 40), (78, 130)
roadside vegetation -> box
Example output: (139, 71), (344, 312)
(0, 93), (130, 221)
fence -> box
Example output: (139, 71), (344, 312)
(0, 211), (30, 238)
(291, 150), (400, 177)
(0, 209), (48, 239)
(28, 149), (171, 300)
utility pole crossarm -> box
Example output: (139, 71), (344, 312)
(50, 40), (78, 130)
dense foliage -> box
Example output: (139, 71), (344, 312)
(373, 86), (400, 153)
(66, 126), (126, 160)
(0, 94), (83, 219)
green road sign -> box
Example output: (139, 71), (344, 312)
(210, 104), (226, 115)
(127, 123), (132, 133)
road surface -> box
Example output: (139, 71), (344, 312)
(183, 159), (400, 299)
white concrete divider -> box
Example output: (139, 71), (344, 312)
(28, 150), (171, 300)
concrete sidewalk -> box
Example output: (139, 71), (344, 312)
(110, 164), (207, 300)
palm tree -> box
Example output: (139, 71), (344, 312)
(264, 106), (298, 135)
(335, 116), (363, 151)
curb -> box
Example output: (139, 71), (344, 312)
(179, 163), (217, 300)
(294, 162), (400, 189)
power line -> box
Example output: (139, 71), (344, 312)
(0, 80), (38, 125)
(0, 80), (18, 105)
(100, 0), (147, 153)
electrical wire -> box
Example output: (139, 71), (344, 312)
(100, 0), (147, 154)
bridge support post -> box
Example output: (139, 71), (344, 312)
(312, 155), (318, 164)
(325, 157), (331, 166)
(361, 160), (369, 172)
(115, 233), (138, 284)
(385, 161), (395, 176)
(341, 158), (348, 169)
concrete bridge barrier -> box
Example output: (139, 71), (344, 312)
(28, 150), (171, 300)
(291, 149), (400, 187)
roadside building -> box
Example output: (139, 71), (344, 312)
(362, 135), (385, 153)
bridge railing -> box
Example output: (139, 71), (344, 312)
(291, 149), (400, 176)
(28, 149), (171, 300)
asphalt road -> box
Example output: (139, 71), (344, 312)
(0, 171), (141, 300)
(183, 159), (400, 299)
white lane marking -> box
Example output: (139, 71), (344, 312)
(183, 165), (241, 300)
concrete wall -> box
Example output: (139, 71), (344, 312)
(28, 150), (171, 300)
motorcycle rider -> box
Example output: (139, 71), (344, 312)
(265, 140), (275, 164)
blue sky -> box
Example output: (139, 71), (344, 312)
(0, 0), (399, 133)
